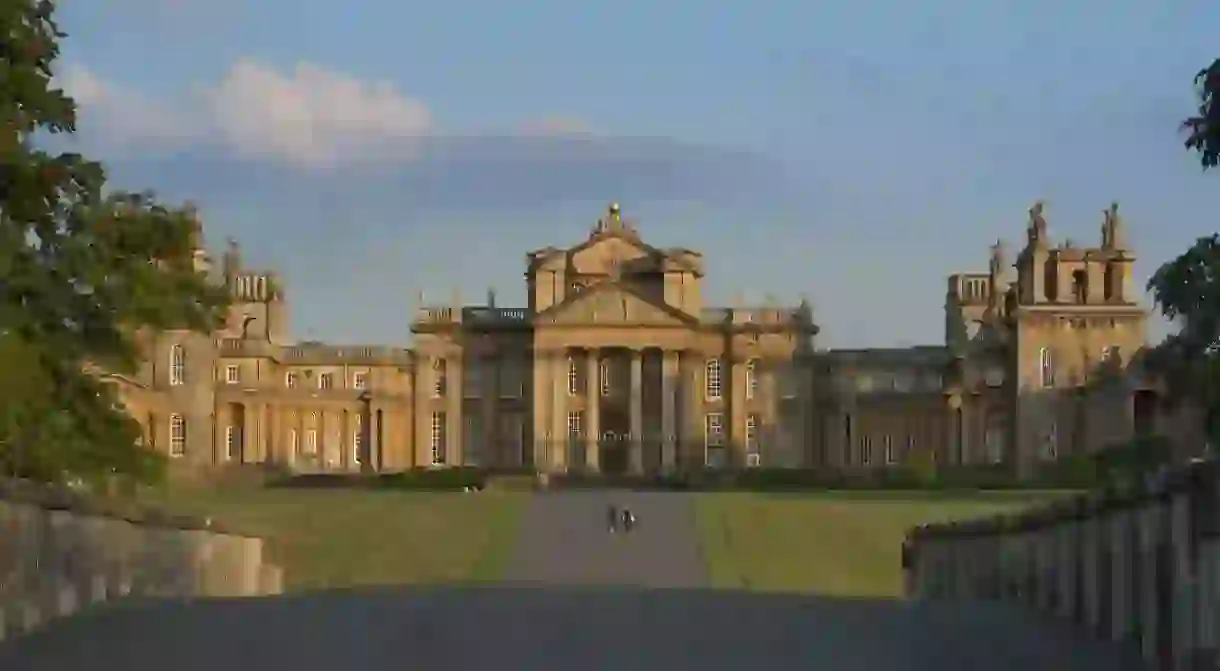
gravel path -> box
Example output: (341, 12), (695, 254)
(501, 490), (707, 588)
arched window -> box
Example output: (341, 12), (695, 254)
(169, 344), (185, 386)
(705, 358), (723, 400)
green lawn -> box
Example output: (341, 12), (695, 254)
(695, 490), (1067, 598)
(137, 485), (527, 591)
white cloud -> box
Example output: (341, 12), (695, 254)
(198, 60), (433, 166)
(59, 64), (196, 147)
(59, 60), (600, 169)
(60, 60), (434, 167)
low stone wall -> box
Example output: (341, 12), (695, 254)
(0, 479), (282, 642)
(904, 459), (1220, 669)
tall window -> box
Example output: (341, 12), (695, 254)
(318, 373), (333, 390)
(745, 414), (759, 453)
(843, 414), (853, 466)
(1038, 347), (1055, 388)
(705, 358), (723, 400)
(432, 359), (447, 398)
(567, 411), (583, 444)
(464, 360), (482, 398)
(353, 414), (363, 465)
(169, 414), (186, 457)
(305, 428), (318, 454)
(704, 413), (725, 448)
(861, 436), (873, 465)
(431, 412), (447, 465)
(745, 360), (759, 400)
(225, 425), (240, 460)
(352, 372), (368, 390)
(289, 428), (300, 455)
(285, 372), (299, 388)
(464, 414), (483, 466)
(567, 356), (579, 396)
(884, 435), (896, 465)
(169, 344), (185, 386)
(600, 359), (611, 396)
(225, 365), (240, 384)
(499, 360), (521, 398)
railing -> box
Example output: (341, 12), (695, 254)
(462, 307), (530, 323)
(217, 339), (411, 364)
(904, 458), (1220, 669)
(700, 307), (801, 326)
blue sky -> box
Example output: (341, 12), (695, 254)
(55, 0), (1218, 347)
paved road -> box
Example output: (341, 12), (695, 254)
(0, 490), (1146, 670)
(0, 587), (1145, 670)
(502, 490), (707, 588)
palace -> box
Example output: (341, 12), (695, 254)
(110, 201), (1192, 480)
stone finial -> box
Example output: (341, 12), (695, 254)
(487, 287), (497, 308)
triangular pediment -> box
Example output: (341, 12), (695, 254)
(536, 282), (697, 327)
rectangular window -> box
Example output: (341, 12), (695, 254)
(567, 411), (583, 438)
(225, 365), (240, 384)
(567, 357), (579, 397)
(352, 372), (367, 389)
(745, 452), (761, 468)
(304, 428), (318, 455)
(745, 414), (759, 452)
(745, 360), (758, 400)
(705, 412), (725, 448)
(318, 373), (333, 390)
(169, 344), (185, 386)
(286, 372), (299, 388)
(705, 359), (723, 400)
(1039, 347), (1055, 388)
(431, 411), (447, 465)
(464, 361), (482, 398)
(432, 360), (447, 398)
(861, 436), (873, 465)
(884, 435), (896, 465)
(353, 414), (363, 464)
(499, 361), (521, 398)
(169, 414), (186, 457)
(289, 428), (300, 454)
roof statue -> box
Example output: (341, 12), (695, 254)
(1102, 201), (1125, 249)
(989, 239), (1006, 276)
(591, 202), (637, 237)
(223, 236), (242, 277)
(1027, 200), (1048, 244)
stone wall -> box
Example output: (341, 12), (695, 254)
(903, 459), (1220, 669)
(0, 479), (282, 642)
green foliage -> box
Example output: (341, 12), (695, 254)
(1183, 58), (1220, 170)
(1145, 234), (1220, 449)
(0, 1), (229, 485)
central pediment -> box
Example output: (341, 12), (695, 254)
(536, 282), (696, 327)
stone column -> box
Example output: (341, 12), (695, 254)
(585, 349), (601, 472)
(661, 350), (678, 472)
(482, 356), (498, 468)
(447, 355), (463, 466)
(629, 349), (644, 474)
(551, 349), (568, 472)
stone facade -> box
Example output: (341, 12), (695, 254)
(108, 201), (1178, 478)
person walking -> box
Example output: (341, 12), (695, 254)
(621, 507), (635, 533)
(606, 503), (619, 533)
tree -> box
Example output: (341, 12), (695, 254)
(1183, 58), (1220, 170)
(1145, 234), (1220, 450)
(0, 1), (230, 485)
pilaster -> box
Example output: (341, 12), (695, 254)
(661, 350), (678, 472)
(629, 349), (644, 474)
(585, 349), (601, 472)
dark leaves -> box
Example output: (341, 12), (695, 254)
(1183, 58), (1220, 170)
(0, 0), (229, 485)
